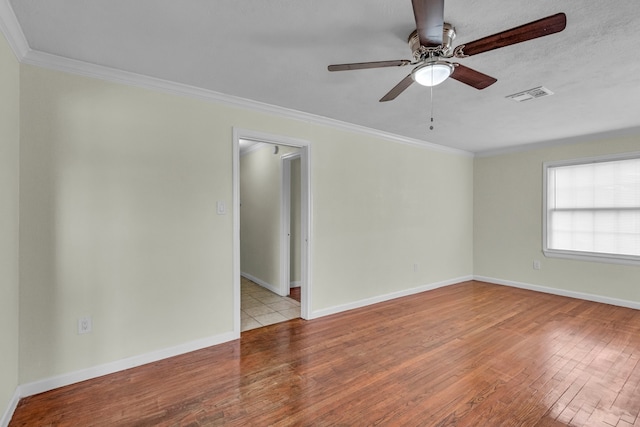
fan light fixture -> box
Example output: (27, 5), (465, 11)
(412, 61), (455, 87)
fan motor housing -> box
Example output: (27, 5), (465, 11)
(408, 23), (456, 57)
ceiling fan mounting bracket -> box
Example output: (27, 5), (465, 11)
(409, 23), (456, 61)
(413, 45), (441, 62)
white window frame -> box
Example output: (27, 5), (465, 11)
(542, 152), (640, 266)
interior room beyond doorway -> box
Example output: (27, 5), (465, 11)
(239, 139), (303, 331)
(241, 277), (300, 331)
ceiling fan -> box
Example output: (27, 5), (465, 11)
(328, 0), (566, 102)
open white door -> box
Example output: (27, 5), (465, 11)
(280, 152), (301, 297)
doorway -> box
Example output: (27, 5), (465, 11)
(232, 128), (312, 336)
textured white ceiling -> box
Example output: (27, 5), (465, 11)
(7, 0), (640, 153)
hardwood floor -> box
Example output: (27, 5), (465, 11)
(288, 286), (301, 302)
(10, 281), (640, 426)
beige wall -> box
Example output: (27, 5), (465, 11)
(0, 30), (20, 419)
(474, 136), (640, 303)
(17, 64), (474, 385)
(19, 65), (236, 383)
(311, 128), (474, 309)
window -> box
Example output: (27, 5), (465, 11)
(543, 153), (640, 265)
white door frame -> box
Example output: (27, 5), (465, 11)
(280, 151), (301, 297)
(232, 128), (312, 336)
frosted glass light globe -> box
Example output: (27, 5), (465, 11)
(412, 62), (454, 87)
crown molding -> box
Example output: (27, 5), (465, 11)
(17, 50), (472, 158)
(0, 0), (29, 59)
(1, 0), (471, 157)
(475, 125), (640, 158)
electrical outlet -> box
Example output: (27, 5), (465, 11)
(413, 263), (418, 272)
(78, 316), (92, 334)
(533, 260), (541, 270)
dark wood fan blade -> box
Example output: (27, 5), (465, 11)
(460, 13), (566, 57)
(328, 60), (411, 72)
(450, 64), (497, 90)
(412, 0), (444, 47)
(379, 74), (414, 102)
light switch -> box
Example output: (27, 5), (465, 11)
(216, 201), (226, 215)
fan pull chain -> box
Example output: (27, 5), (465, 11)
(429, 66), (435, 131)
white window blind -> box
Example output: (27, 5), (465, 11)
(544, 154), (640, 264)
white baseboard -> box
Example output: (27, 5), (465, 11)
(241, 272), (279, 295)
(17, 330), (237, 399)
(7, 275), (636, 424)
(290, 281), (301, 288)
(309, 275), (474, 319)
(474, 275), (640, 310)
(1, 387), (20, 427)
(309, 275), (640, 321)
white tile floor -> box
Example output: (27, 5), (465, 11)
(241, 277), (300, 332)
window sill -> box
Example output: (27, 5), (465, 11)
(543, 249), (640, 266)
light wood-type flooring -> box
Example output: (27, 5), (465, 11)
(10, 280), (640, 426)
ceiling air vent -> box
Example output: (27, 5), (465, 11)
(506, 86), (554, 102)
